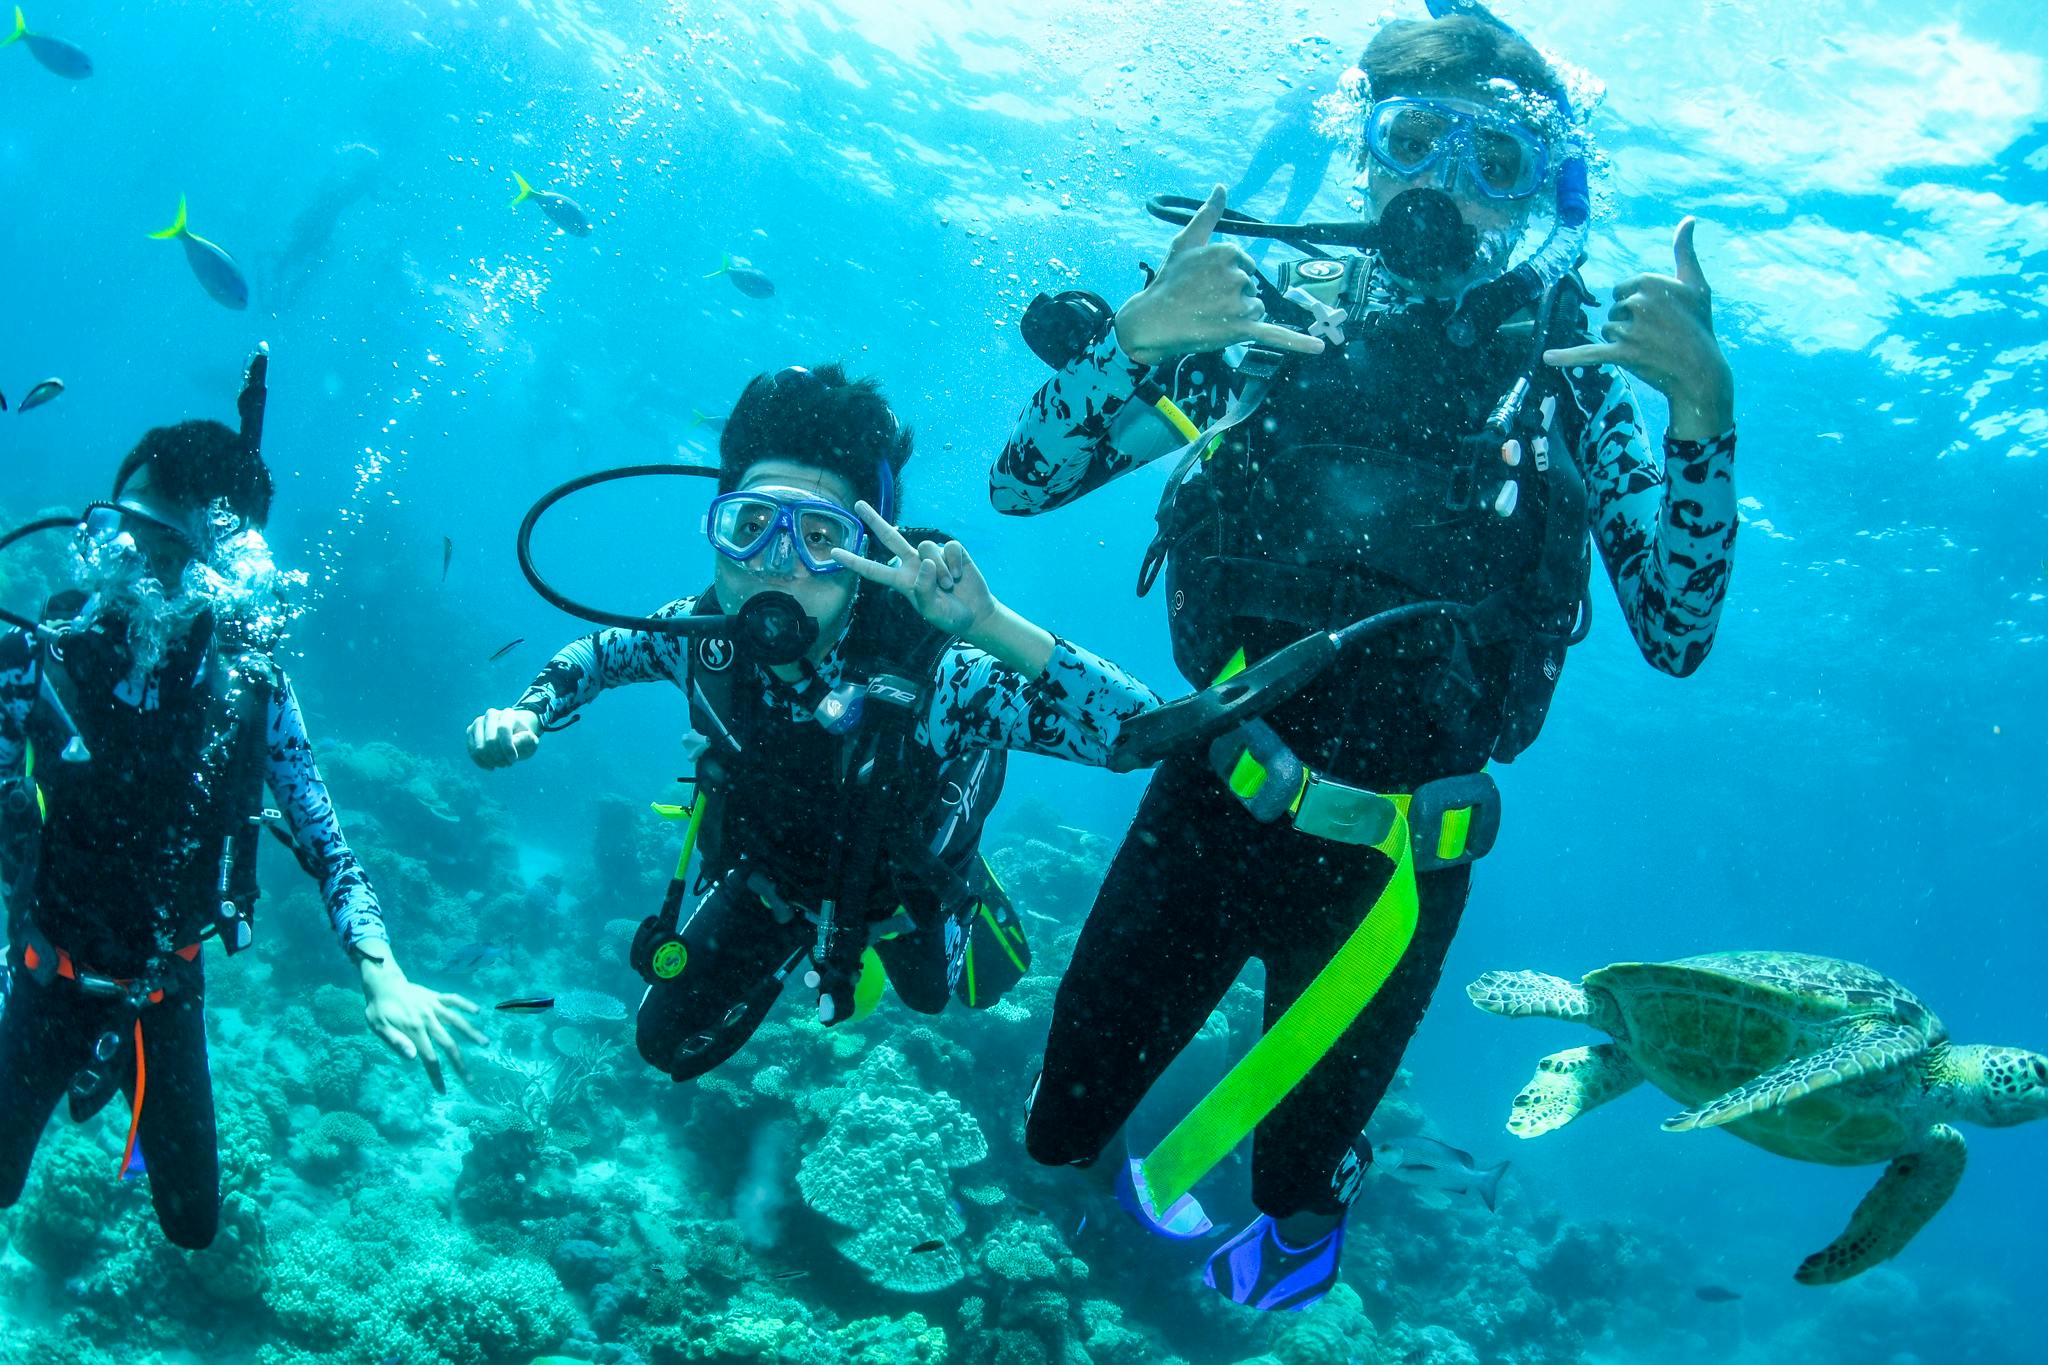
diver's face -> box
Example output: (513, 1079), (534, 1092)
(709, 460), (860, 655)
(1363, 85), (1545, 294)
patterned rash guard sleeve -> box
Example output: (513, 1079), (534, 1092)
(265, 676), (386, 955)
(0, 629), (35, 792)
(991, 330), (1231, 514)
(1560, 365), (1738, 677)
(917, 637), (1160, 764)
(512, 597), (697, 725)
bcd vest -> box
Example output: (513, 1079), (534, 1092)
(680, 581), (1005, 928)
(1160, 253), (1595, 766)
(4, 595), (272, 976)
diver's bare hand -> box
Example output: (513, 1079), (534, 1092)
(1114, 184), (1325, 366)
(1543, 217), (1735, 442)
(466, 707), (541, 769)
(831, 501), (994, 637)
(359, 949), (486, 1094)
(831, 501), (1058, 677)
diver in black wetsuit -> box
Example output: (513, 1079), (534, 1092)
(467, 365), (1157, 1081)
(993, 3), (1738, 1309)
(0, 359), (483, 1249)
(1229, 77), (1339, 265)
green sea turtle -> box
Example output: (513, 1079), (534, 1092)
(1467, 952), (2048, 1284)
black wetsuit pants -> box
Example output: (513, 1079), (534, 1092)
(636, 875), (959, 1082)
(0, 957), (218, 1249)
(1024, 755), (1470, 1218)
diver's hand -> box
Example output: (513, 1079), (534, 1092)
(466, 707), (541, 769)
(1543, 217), (1735, 442)
(1114, 184), (1325, 366)
(358, 950), (487, 1094)
(831, 501), (1057, 676)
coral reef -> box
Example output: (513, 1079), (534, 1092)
(2, 733), (2027, 1365)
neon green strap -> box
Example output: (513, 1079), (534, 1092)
(1136, 806), (1420, 1214)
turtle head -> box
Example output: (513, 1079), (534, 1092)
(1941, 1045), (2048, 1128)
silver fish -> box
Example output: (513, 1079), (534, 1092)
(708, 253), (774, 298)
(510, 172), (592, 236)
(4, 9), (93, 80)
(16, 378), (64, 413)
(1374, 1135), (1508, 1212)
(148, 196), (249, 310)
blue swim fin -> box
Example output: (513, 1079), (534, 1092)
(1115, 1156), (1214, 1240)
(1202, 1212), (1346, 1311)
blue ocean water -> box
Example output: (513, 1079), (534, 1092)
(2, 2), (2044, 1363)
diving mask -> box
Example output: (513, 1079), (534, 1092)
(705, 487), (867, 575)
(1365, 96), (1550, 202)
(79, 498), (205, 568)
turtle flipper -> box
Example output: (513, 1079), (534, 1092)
(1663, 1019), (1927, 1133)
(1467, 971), (1589, 1021)
(1508, 1044), (1643, 1139)
(1795, 1124), (1966, 1284)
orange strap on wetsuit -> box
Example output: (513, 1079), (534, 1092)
(18, 939), (200, 1004)
(15, 937), (200, 1181)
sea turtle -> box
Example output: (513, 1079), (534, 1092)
(1467, 952), (2048, 1284)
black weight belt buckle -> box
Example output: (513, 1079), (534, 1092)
(1406, 772), (1502, 872)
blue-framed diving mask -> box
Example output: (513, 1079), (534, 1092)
(704, 488), (868, 576)
(1364, 96), (1551, 202)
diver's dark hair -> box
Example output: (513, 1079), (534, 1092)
(1361, 14), (1559, 103)
(113, 420), (275, 527)
(719, 364), (912, 512)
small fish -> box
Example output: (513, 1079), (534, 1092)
(1012, 1200), (1044, 1217)
(494, 996), (556, 1013)
(487, 637), (524, 663)
(1374, 1135), (1508, 1212)
(909, 1239), (945, 1254)
(1695, 1285), (1742, 1303)
(3, 7), (93, 79)
(509, 172), (592, 236)
(707, 252), (775, 298)
(16, 378), (64, 414)
(768, 1269), (810, 1282)
(1, 390), (7, 411)
(148, 196), (249, 310)
(692, 408), (728, 432)
(441, 942), (503, 974)
(442, 536), (454, 582)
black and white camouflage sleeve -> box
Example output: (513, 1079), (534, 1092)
(513, 596), (698, 726)
(918, 638), (1160, 765)
(0, 629), (35, 796)
(265, 676), (386, 956)
(1560, 365), (1737, 677)
(991, 330), (1230, 515)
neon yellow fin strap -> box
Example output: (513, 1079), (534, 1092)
(1137, 807), (1419, 1213)
(850, 946), (887, 1021)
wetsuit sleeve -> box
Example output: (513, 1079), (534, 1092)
(0, 629), (35, 789)
(512, 596), (697, 725)
(917, 638), (1160, 764)
(265, 676), (386, 957)
(991, 328), (1232, 514)
(1561, 366), (1737, 677)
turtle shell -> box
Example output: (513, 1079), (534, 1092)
(1586, 952), (1945, 1165)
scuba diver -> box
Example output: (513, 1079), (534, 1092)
(0, 352), (484, 1250)
(1228, 75), (1341, 267)
(466, 363), (1158, 1081)
(993, 2), (1737, 1311)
